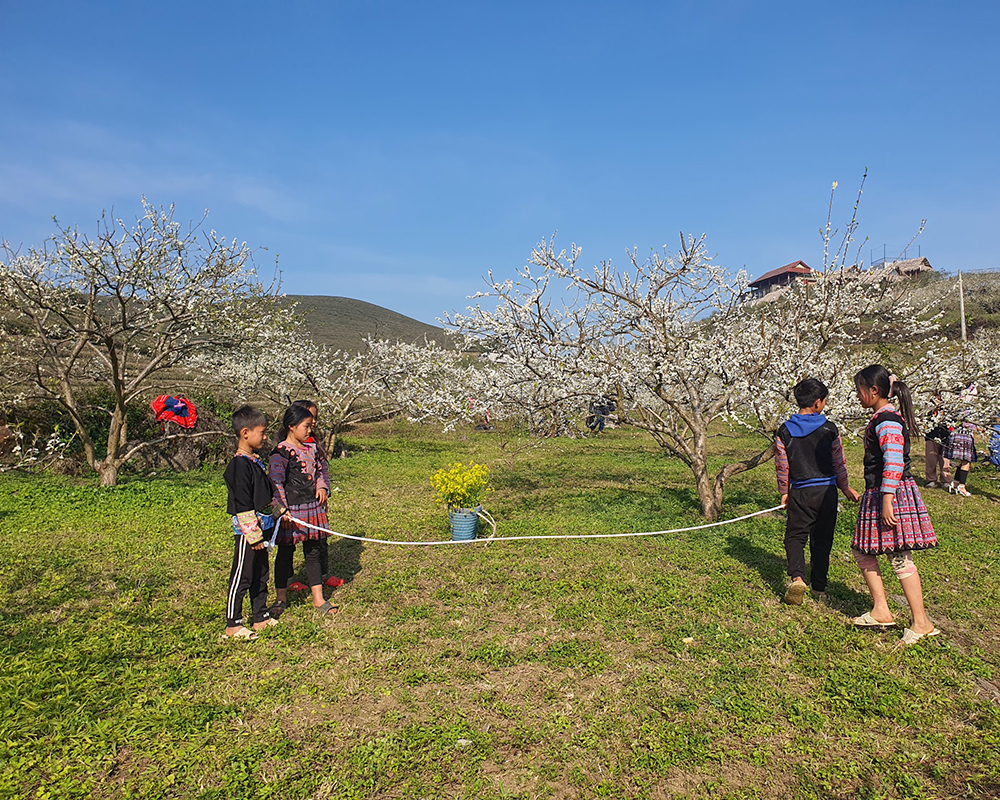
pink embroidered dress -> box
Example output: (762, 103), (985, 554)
(853, 403), (937, 554)
(269, 441), (331, 545)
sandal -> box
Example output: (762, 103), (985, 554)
(784, 581), (807, 605)
(223, 626), (258, 641)
(315, 600), (339, 617)
(852, 611), (896, 628)
(901, 627), (941, 645)
(269, 600), (288, 619)
(254, 617), (280, 630)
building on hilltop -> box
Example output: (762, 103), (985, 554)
(746, 260), (818, 300)
(888, 257), (934, 278)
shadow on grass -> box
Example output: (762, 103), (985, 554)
(724, 533), (871, 613)
(328, 537), (365, 584)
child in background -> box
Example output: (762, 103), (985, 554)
(945, 414), (977, 497)
(851, 365), (939, 644)
(923, 394), (952, 489)
(776, 379), (860, 604)
(291, 399), (344, 590)
(269, 404), (337, 618)
(223, 406), (282, 640)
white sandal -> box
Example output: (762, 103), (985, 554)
(901, 627), (941, 645)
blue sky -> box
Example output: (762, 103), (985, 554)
(1, 1), (997, 324)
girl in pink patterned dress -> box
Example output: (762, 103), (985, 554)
(851, 365), (939, 644)
(269, 404), (337, 618)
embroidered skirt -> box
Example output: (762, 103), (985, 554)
(852, 477), (937, 555)
(275, 501), (329, 545)
(945, 430), (976, 462)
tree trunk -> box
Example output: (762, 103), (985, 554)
(693, 464), (723, 521)
(98, 461), (119, 486)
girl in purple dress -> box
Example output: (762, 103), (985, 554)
(269, 404), (337, 617)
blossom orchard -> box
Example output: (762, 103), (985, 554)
(0, 201), (280, 485)
(442, 183), (952, 518)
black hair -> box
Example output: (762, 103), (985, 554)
(276, 403), (314, 443)
(854, 364), (920, 436)
(231, 405), (267, 436)
(792, 378), (828, 409)
(291, 398), (328, 459)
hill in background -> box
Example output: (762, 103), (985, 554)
(286, 295), (450, 352)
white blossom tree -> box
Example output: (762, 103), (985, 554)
(0, 200), (280, 485)
(201, 323), (473, 452)
(444, 182), (944, 519)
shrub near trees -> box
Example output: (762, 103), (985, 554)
(0, 201), (282, 485)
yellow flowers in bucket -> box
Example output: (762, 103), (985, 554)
(430, 461), (491, 510)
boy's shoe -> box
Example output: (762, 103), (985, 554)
(784, 581), (807, 605)
(222, 626), (258, 641)
(288, 581), (309, 592)
(926, 481), (938, 489)
(812, 590), (828, 602)
(324, 575), (345, 588)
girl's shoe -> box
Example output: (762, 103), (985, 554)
(324, 575), (345, 589)
(956, 485), (972, 497)
(288, 581), (309, 592)
(947, 482), (957, 494)
(269, 599), (287, 619)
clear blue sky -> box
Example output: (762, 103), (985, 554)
(1, 1), (997, 324)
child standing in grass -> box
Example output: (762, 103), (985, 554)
(269, 403), (338, 618)
(223, 405), (283, 640)
(945, 413), (977, 497)
(292, 399), (344, 590)
(776, 379), (860, 605)
(851, 365), (939, 644)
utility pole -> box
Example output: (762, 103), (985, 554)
(958, 270), (967, 342)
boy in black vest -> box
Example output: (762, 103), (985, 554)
(222, 405), (285, 639)
(776, 379), (860, 604)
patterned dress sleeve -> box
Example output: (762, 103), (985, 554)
(775, 436), (789, 494)
(269, 446), (291, 509)
(875, 418), (905, 494)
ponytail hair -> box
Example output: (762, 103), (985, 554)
(854, 364), (920, 436)
(276, 403), (314, 444)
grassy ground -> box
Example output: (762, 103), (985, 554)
(2, 421), (999, 800)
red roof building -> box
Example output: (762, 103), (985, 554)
(747, 260), (817, 299)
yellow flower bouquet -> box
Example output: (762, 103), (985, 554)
(430, 461), (491, 510)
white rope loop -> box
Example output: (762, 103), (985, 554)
(284, 505), (784, 547)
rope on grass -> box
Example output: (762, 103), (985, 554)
(284, 504), (784, 547)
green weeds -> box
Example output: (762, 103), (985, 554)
(2, 423), (1000, 797)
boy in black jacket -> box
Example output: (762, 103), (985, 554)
(776, 379), (860, 604)
(223, 406), (284, 639)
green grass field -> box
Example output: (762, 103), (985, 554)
(2, 422), (999, 799)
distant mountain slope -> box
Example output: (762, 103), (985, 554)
(285, 295), (449, 352)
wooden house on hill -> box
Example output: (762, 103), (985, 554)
(747, 260), (817, 300)
(889, 257), (934, 277)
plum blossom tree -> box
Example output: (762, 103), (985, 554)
(201, 323), (472, 452)
(0, 201), (280, 485)
(445, 185), (943, 519)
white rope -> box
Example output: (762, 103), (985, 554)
(283, 504), (784, 547)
